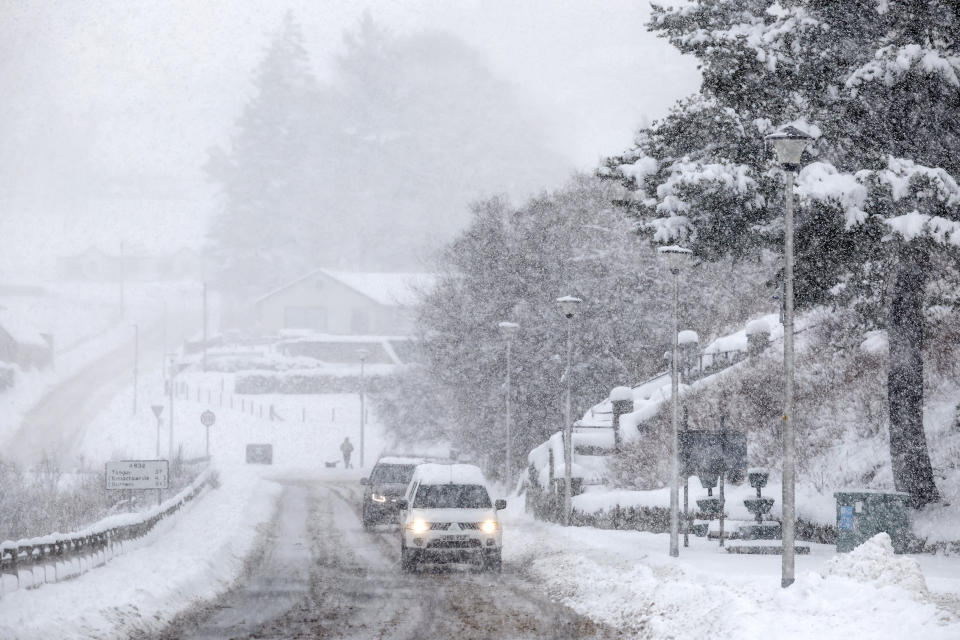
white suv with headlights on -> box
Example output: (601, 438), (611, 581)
(398, 463), (505, 572)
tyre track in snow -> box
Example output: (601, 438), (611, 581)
(158, 478), (618, 639)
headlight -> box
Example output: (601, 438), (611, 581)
(481, 520), (498, 534)
(408, 519), (429, 534)
(371, 493), (387, 503)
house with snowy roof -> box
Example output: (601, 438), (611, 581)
(253, 268), (436, 338)
(0, 307), (53, 370)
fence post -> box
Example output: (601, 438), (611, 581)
(302, 407), (306, 422)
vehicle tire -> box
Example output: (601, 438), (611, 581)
(401, 548), (418, 573)
(483, 550), (502, 573)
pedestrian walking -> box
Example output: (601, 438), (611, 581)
(340, 437), (355, 469)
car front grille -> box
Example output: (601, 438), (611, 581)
(458, 522), (480, 530)
(429, 522), (451, 530)
(427, 539), (482, 549)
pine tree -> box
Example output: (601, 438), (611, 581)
(206, 12), (328, 296)
(604, 0), (960, 506)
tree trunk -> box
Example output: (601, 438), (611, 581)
(887, 242), (940, 508)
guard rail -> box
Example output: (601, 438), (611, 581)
(0, 467), (216, 596)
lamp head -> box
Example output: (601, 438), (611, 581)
(657, 245), (693, 274)
(765, 125), (812, 171)
(497, 321), (520, 338)
(556, 295), (583, 320)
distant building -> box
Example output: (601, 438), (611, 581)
(253, 269), (435, 336)
(57, 247), (203, 281)
(0, 308), (52, 369)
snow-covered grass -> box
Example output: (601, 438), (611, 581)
(0, 280), (206, 451)
(79, 364), (391, 474)
(502, 505), (960, 638)
(0, 467), (281, 640)
(601, 306), (960, 545)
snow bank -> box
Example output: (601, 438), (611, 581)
(822, 533), (928, 598)
(502, 508), (960, 639)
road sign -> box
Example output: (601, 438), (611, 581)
(106, 460), (169, 490)
(151, 405), (164, 418)
(246, 444), (273, 464)
(200, 410), (216, 427)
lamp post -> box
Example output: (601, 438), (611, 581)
(658, 245), (692, 558)
(357, 348), (370, 468)
(765, 124), (813, 588)
(556, 295), (582, 526)
(497, 321), (520, 490)
(167, 353), (176, 461)
(132, 324), (139, 415)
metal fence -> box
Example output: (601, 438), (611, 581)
(0, 467), (216, 597)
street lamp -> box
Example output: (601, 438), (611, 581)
(658, 244), (692, 558)
(766, 124), (812, 588)
(357, 348), (370, 468)
(132, 324), (139, 415)
(498, 321), (520, 490)
(556, 295), (582, 526)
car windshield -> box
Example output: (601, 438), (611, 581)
(413, 484), (492, 509)
(370, 464), (417, 484)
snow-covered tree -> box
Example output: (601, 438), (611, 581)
(206, 12), (330, 297)
(603, 0), (960, 506)
(379, 176), (769, 477)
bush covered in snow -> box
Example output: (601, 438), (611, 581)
(235, 371), (387, 394)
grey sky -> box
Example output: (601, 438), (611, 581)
(0, 0), (699, 273)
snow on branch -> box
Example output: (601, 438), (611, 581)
(874, 156), (960, 206)
(884, 211), (960, 246)
(796, 162), (868, 228)
(652, 2), (822, 71)
(645, 215), (693, 243)
(846, 44), (960, 92)
(656, 158), (756, 211)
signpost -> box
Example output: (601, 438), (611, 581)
(106, 459), (169, 506)
(151, 405), (164, 458)
(200, 410), (215, 458)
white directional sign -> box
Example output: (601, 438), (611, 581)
(105, 460), (169, 490)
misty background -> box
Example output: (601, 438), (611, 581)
(0, 0), (699, 285)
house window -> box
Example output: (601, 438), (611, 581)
(284, 306), (328, 331)
(350, 308), (370, 334)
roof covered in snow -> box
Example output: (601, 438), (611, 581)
(0, 307), (49, 347)
(377, 456), (430, 466)
(412, 463), (487, 486)
(254, 268), (436, 307)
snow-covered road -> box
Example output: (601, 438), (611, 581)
(159, 477), (612, 639)
(2, 465), (958, 639)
